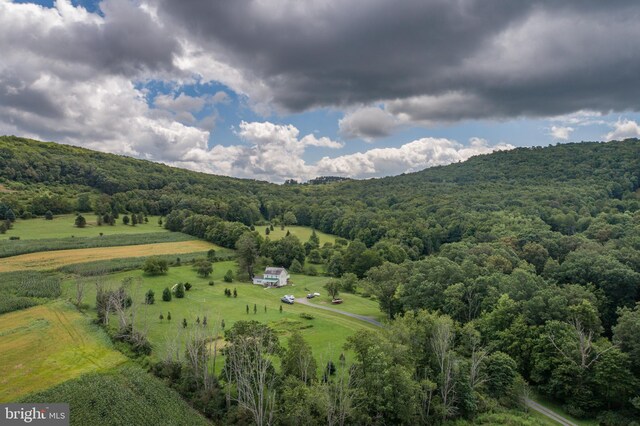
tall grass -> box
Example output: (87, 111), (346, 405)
(18, 366), (211, 426)
(0, 232), (195, 258)
(57, 250), (235, 276)
(0, 271), (62, 314)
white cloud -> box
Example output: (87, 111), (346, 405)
(300, 134), (344, 149)
(339, 106), (399, 141)
(314, 137), (514, 179)
(605, 118), (640, 141)
(154, 93), (207, 114)
(549, 125), (574, 140)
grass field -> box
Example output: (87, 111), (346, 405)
(0, 232), (195, 258)
(289, 274), (383, 320)
(255, 225), (338, 245)
(0, 302), (127, 402)
(19, 365), (211, 425)
(0, 240), (220, 272)
(1, 214), (166, 240)
(62, 262), (380, 369)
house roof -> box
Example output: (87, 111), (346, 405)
(265, 267), (286, 275)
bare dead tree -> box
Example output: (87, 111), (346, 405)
(469, 344), (488, 391)
(184, 310), (219, 393)
(464, 287), (482, 322)
(430, 318), (457, 420)
(322, 366), (355, 426)
(548, 318), (617, 370)
(74, 278), (86, 307)
(225, 327), (279, 426)
(420, 378), (436, 423)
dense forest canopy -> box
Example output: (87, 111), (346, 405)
(2, 135), (640, 423)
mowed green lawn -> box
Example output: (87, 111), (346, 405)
(1, 214), (166, 240)
(255, 225), (338, 245)
(0, 301), (127, 402)
(288, 273), (384, 320)
(63, 261), (380, 370)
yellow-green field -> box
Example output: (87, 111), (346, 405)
(1, 214), (166, 240)
(0, 240), (219, 272)
(255, 225), (338, 245)
(0, 302), (127, 402)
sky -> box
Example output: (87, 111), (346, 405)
(2, 0), (640, 182)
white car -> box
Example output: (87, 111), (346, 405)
(281, 295), (295, 304)
(313, 292), (321, 296)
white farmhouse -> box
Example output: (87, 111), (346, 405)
(252, 267), (290, 287)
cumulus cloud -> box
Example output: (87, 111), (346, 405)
(605, 119), (640, 141)
(549, 126), (574, 140)
(339, 107), (399, 141)
(314, 137), (514, 179)
(0, 0), (204, 163)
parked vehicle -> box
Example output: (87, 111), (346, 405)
(281, 295), (295, 304)
(313, 292), (321, 296)
(306, 293), (315, 299)
(331, 299), (343, 304)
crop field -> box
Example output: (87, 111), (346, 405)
(0, 302), (127, 402)
(255, 225), (339, 245)
(1, 214), (166, 241)
(0, 270), (62, 314)
(0, 240), (220, 272)
(58, 250), (234, 276)
(64, 262), (380, 368)
(19, 366), (211, 426)
(0, 231), (195, 258)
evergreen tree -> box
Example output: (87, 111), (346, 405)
(74, 214), (86, 228)
(174, 283), (185, 298)
(145, 289), (155, 304)
(5, 208), (15, 222)
(162, 287), (172, 302)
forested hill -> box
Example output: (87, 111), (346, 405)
(0, 136), (277, 194)
(2, 136), (640, 421)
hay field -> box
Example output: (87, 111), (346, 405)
(0, 302), (127, 402)
(0, 240), (219, 272)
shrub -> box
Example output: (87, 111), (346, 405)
(289, 259), (303, 273)
(143, 257), (169, 275)
(174, 283), (185, 298)
(74, 214), (87, 228)
(299, 312), (314, 320)
(208, 280), (214, 286)
(162, 287), (172, 302)
(224, 270), (234, 282)
(184, 282), (192, 291)
(9, 236), (19, 240)
(145, 289), (155, 305)
(194, 259), (213, 277)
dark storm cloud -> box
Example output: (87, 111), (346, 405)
(156, 0), (640, 120)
